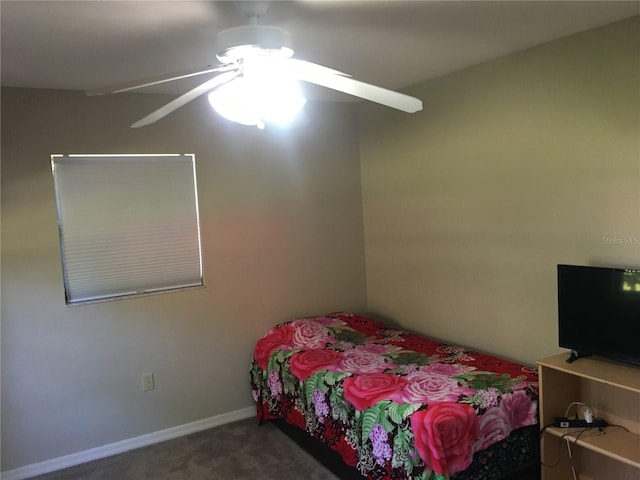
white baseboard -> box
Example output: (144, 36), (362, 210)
(1, 406), (255, 480)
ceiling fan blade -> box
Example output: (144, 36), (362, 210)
(289, 61), (422, 113)
(85, 64), (236, 96)
(130, 69), (239, 128)
(283, 58), (351, 78)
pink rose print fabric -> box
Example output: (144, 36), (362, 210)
(343, 373), (408, 411)
(411, 403), (480, 475)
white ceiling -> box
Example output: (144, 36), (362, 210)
(1, 0), (638, 101)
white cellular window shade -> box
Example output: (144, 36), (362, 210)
(51, 154), (203, 305)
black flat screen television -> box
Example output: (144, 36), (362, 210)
(558, 264), (640, 366)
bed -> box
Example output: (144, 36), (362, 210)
(250, 312), (539, 480)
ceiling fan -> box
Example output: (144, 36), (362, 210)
(85, 1), (423, 129)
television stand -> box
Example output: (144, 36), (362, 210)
(538, 353), (640, 480)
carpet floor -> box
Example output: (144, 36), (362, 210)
(27, 417), (341, 480)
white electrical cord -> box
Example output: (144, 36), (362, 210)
(566, 436), (578, 480)
(563, 401), (595, 480)
(564, 401), (593, 421)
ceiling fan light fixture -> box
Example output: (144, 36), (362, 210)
(216, 25), (294, 64)
(260, 80), (307, 127)
(207, 73), (306, 129)
(208, 76), (262, 127)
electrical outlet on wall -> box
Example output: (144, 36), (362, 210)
(142, 372), (154, 391)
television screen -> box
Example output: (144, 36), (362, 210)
(558, 264), (640, 366)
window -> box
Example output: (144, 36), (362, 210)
(51, 154), (203, 305)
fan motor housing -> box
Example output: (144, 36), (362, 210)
(216, 25), (294, 63)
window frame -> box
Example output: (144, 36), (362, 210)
(51, 153), (204, 305)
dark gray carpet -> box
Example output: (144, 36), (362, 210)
(27, 418), (341, 480)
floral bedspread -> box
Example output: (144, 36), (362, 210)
(250, 313), (538, 480)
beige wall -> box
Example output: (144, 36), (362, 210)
(360, 17), (640, 366)
(0, 89), (367, 470)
